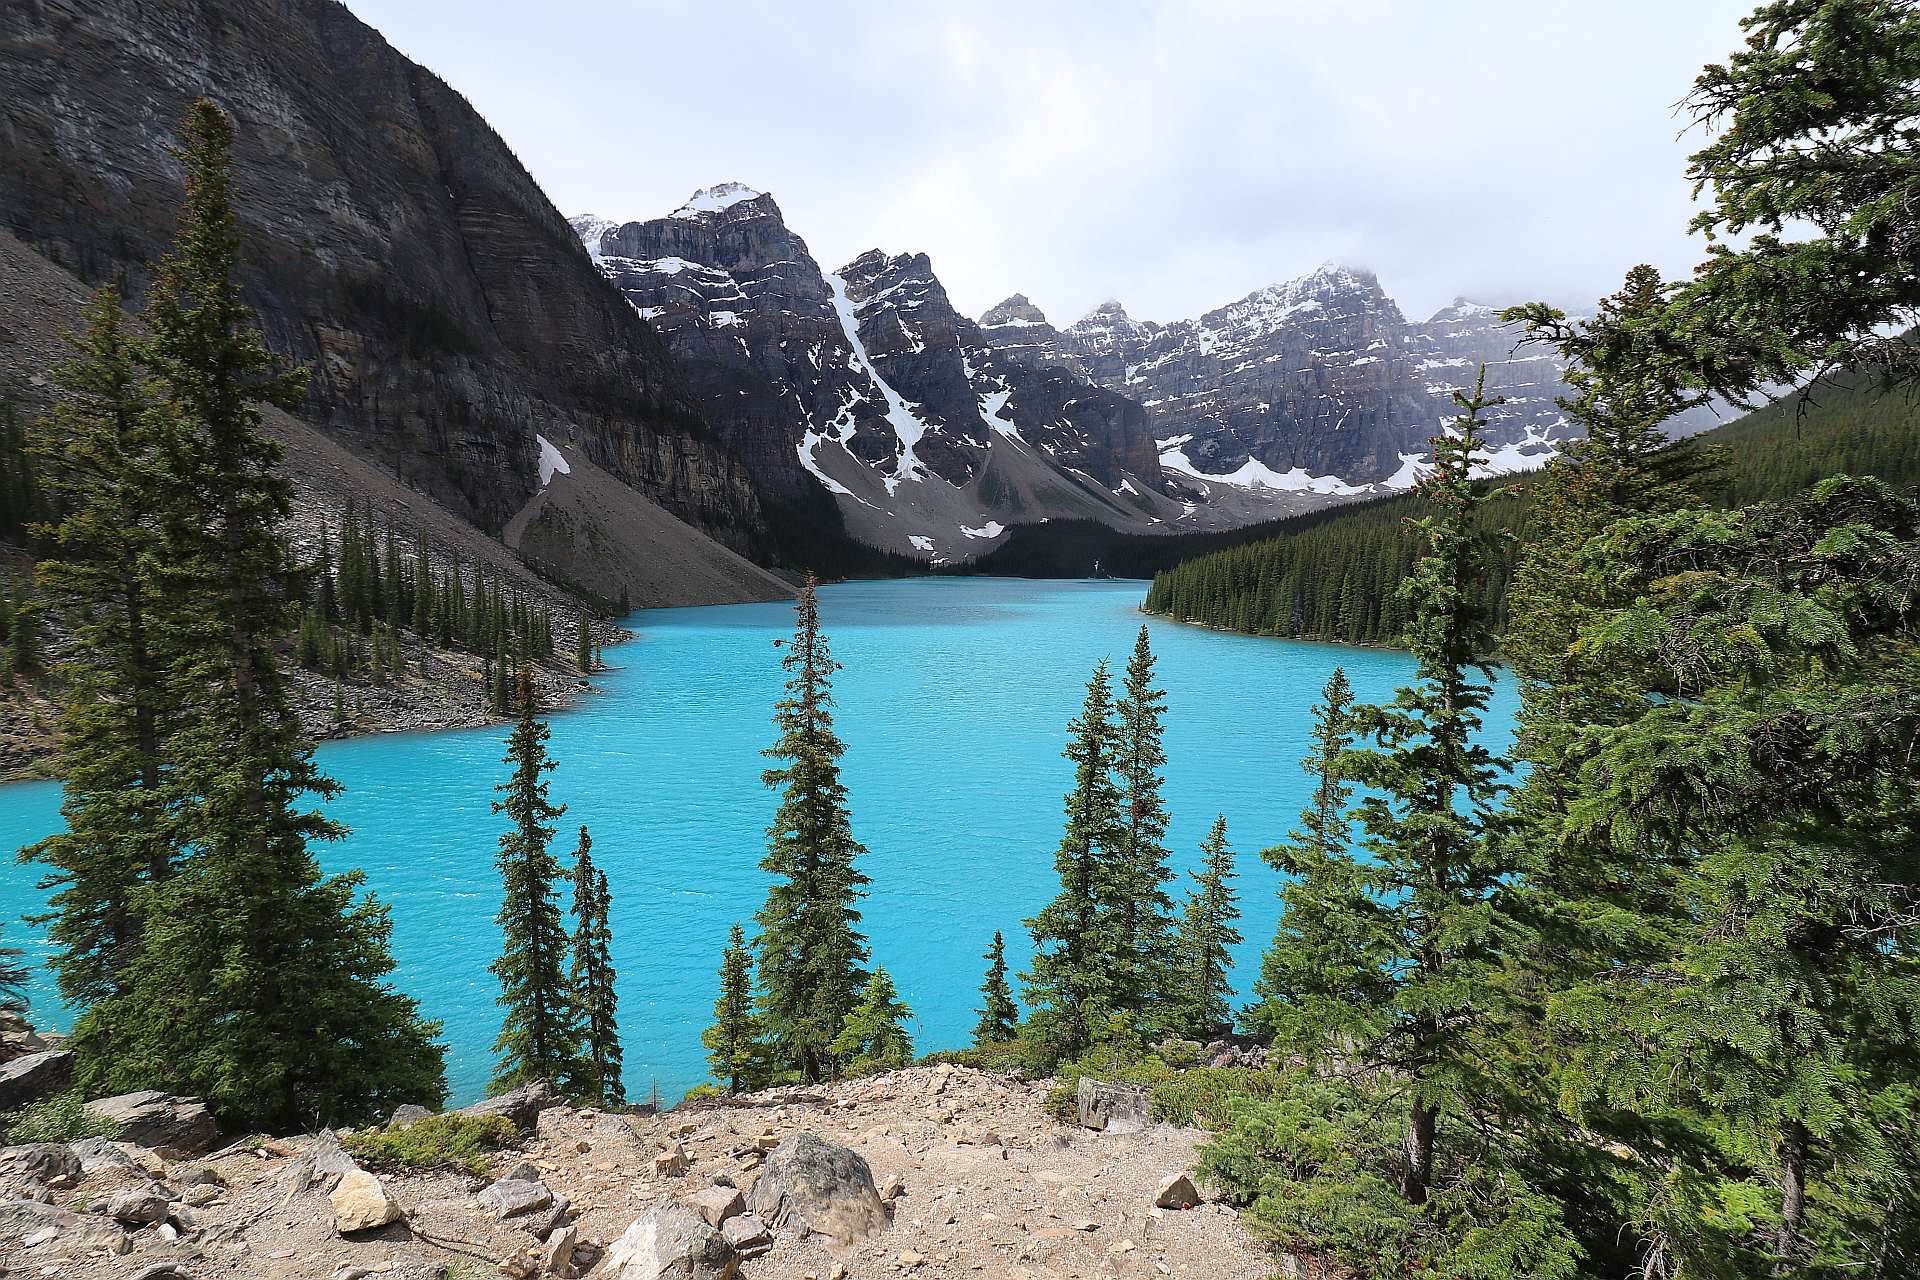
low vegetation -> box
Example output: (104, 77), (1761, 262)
(0, 1090), (124, 1146)
(342, 1112), (519, 1177)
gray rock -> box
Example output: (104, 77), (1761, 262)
(720, 1212), (772, 1257)
(478, 1177), (554, 1220)
(1076, 1077), (1151, 1134)
(543, 1222), (578, 1274)
(458, 1079), (563, 1131)
(67, 1136), (137, 1175)
(103, 1187), (172, 1225)
(388, 1104), (431, 1128)
(7, 1142), (82, 1186)
(596, 1199), (738, 1279)
(533, 1191), (572, 1239)
(0, 1049), (72, 1109)
(745, 1132), (887, 1244)
(82, 1091), (217, 1153)
(168, 1162), (224, 1187)
(0, 1197), (127, 1251)
(128, 1266), (193, 1280)
(180, 1183), (222, 1208)
(290, 1130), (362, 1194)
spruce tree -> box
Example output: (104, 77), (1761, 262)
(490, 667), (581, 1092)
(972, 931), (1020, 1046)
(576, 606), (592, 673)
(1112, 626), (1177, 1024)
(754, 575), (870, 1082)
(703, 923), (763, 1094)
(410, 531), (432, 636)
(1246, 667), (1380, 1044)
(831, 967), (913, 1074)
(22, 287), (177, 1007)
(67, 102), (445, 1130)
(567, 825), (622, 1107)
(1169, 816), (1241, 1040)
(1022, 660), (1125, 1063)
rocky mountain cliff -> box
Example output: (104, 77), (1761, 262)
(981, 268), (1579, 495)
(0, 0), (811, 599)
(575, 189), (1315, 560)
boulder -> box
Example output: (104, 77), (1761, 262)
(1154, 1172), (1200, 1209)
(720, 1212), (772, 1257)
(1075, 1078), (1151, 1134)
(168, 1161), (224, 1187)
(388, 1104), (431, 1128)
(652, 1143), (690, 1176)
(0, 1197), (127, 1251)
(67, 1137), (137, 1175)
(82, 1091), (217, 1153)
(458, 1079), (563, 1131)
(745, 1133), (887, 1244)
(478, 1176), (555, 1220)
(103, 1187), (171, 1225)
(0, 1049), (72, 1109)
(6, 1142), (82, 1186)
(544, 1222), (579, 1274)
(595, 1199), (738, 1279)
(689, 1184), (744, 1228)
(286, 1129), (362, 1195)
(330, 1168), (403, 1233)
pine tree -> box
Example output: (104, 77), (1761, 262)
(567, 825), (623, 1107)
(1022, 660), (1125, 1063)
(1246, 667), (1378, 1044)
(972, 931), (1020, 1046)
(314, 522), (338, 623)
(1337, 369), (1518, 1205)
(22, 287), (177, 1007)
(5, 591), (35, 677)
(575, 606), (592, 673)
(1112, 626), (1177, 1024)
(754, 575), (870, 1082)
(383, 523), (404, 629)
(410, 531), (432, 636)
(831, 967), (913, 1074)
(489, 667), (581, 1092)
(703, 923), (763, 1094)
(1168, 816), (1241, 1040)
(67, 102), (445, 1130)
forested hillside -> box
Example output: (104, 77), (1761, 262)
(1142, 371), (1920, 643)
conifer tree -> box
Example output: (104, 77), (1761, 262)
(314, 522), (338, 623)
(576, 607), (592, 673)
(1336, 370), (1518, 1205)
(1245, 667), (1378, 1043)
(383, 523), (404, 629)
(972, 931), (1020, 1046)
(1169, 816), (1241, 1040)
(831, 967), (913, 1074)
(23, 287), (177, 1007)
(5, 592), (35, 678)
(410, 531), (432, 636)
(567, 825), (622, 1107)
(1112, 626), (1177, 1023)
(754, 575), (870, 1082)
(68, 102), (445, 1129)
(1022, 660), (1125, 1063)
(489, 667), (581, 1092)
(703, 923), (763, 1094)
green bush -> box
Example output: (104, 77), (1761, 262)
(2, 1091), (124, 1145)
(343, 1112), (518, 1177)
(1147, 1068), (1291, 1130)
(919, 1037), (1048, 1076)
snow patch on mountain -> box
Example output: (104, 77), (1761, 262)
(826, 271), (930, 494)
(535, 434), (571, 487)
(1159, 442), (1365, 495)
(672, 182), (763, 219)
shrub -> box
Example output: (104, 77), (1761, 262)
(919, 1037), (1048, 1076)
(343, 1112), (517, 1177)
(2, 1091), (124, 1145)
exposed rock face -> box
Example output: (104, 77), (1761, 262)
(82, 1093), (217, 1155)
(744, 1133), (888, 1245)
(0, 1049), (72, 1110)
(1076, 1078), (1152, 1135)
(979, 270), (1581, 491)
(0, 0), (790, 581)
(576, 191), (1190, 559)
(596, 1198), (739, 1279)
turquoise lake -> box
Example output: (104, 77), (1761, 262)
(0, 577), (1515, 1106)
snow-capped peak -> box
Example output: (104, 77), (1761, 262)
(671, 182), (764, 219)
(567, 213), (618, 263)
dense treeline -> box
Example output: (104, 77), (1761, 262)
(1145, 368), (1920, 641)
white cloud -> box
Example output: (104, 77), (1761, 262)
(346, 0), (1755, 326)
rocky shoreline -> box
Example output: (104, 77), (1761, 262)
(0, 1054), (1276, 1280)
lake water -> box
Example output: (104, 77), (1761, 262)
(0, 577), (1515, 1106)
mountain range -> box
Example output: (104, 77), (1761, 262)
(575, 187), (1582, 559)
(3, 0), (1587, 594)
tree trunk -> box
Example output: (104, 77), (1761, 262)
(1404, 1095), (1435, 1205)
(1775, 1120), (1807, 1274)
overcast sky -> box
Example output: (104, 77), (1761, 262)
(344, 0), (1757, 326)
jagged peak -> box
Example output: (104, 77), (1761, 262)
(1073, 298), (1136, 330)
(568, 213), (618, 262)
(981, 293), (1050, 328)
(670, 182), (767, 220)
(1426, 296), (1499, 323)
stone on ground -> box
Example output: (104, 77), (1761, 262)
(689, 1183), (744, 1227)
(1154, 1172), (1201, 1209)
(458, 1079), (563, 1131)
(0, 1048), (73, 1109)
(330, 1168), (403, 1233)
(745, 1132), (888, 1244)
(1075, 1077), (1152, 1134)
(82, 1090), (218, 1153)
(596, 1198), (739, 1279)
